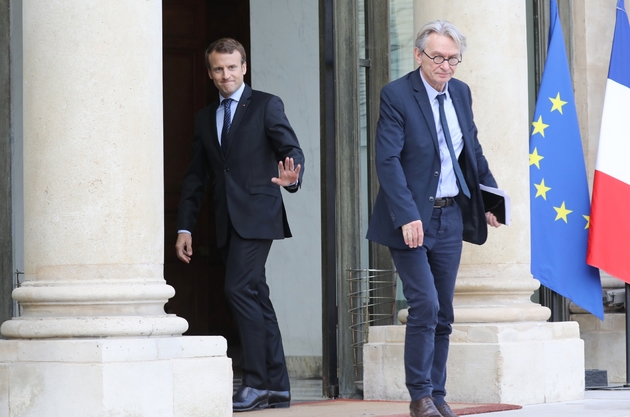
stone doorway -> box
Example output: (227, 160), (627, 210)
(162, 0), (250, 359)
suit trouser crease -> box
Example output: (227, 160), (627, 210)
(222, 227), (290, 391)
(389, 204), (463, 404)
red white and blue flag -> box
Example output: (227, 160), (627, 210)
(587, 0), (630, 284)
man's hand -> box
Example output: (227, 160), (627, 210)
(402, 220), (424, 248)
(486, 212), (502, 228)
(271, 157), (301, 187)
(175, 233), (193, 264)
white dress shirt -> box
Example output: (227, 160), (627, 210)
(419, 71), (464, 199)
(216, 82), (245, 146)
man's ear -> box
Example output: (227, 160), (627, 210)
(242, 62), (247, 76)
(413, 47), (422, 67)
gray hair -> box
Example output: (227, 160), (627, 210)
(415, 20), (467, 55)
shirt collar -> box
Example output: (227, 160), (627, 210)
(219, 82), (246, 104)
(418, 68), (450, 103)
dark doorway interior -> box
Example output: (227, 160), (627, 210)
(162, 0), (250, 358)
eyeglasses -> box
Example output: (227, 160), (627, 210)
(422, 50), (461, 66)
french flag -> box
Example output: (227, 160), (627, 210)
(587, 0), (630, 284)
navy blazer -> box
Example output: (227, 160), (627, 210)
(367, 69), (496, 249)
(177, 84), (305, 248)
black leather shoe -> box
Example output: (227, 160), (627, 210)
(268, 390), (291, 408)
(410, 396), (442, 417)
(436, 402), (458, 417)
(232, 385), (269, 412)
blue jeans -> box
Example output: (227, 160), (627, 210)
(389, 203), (463, 405)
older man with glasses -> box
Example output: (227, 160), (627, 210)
(367, 20), (501, 417)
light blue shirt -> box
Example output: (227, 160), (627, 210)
(216, 82), (245, 146)
(419, 70), (464, 199)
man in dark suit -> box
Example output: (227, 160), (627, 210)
(367, 21), (500, 417)
(175, 38), (304, 412)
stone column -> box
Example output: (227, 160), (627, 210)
(0, 2), (231, 416)
(409, 0), (550, 326)
(1, 0), (186, 339)
(364, 0), (585, 405)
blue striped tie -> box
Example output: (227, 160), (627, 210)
(221, 98), (232, 154)
(437, 93), (470, 198)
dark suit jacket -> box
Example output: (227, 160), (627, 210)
(177, 84), (305, 248)
(366, 69), (497, 249)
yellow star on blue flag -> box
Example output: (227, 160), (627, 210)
(529, 0), (602, 319)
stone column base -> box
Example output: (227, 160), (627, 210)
(0, 336), (232, 416)
(573, 312), (627, 383)
(364, 322), (584, 405)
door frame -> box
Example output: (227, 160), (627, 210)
(319, 0), (391, 398)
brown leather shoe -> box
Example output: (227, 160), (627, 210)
(436, 402), (458, 417)
(410, 396), (442, 417)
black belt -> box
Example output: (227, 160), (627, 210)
(434, 197), (454, 208)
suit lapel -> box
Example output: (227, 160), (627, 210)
(205, 100), (222, 157)
(448, 84), (472, 151)
(448, 82), (477, 187)
(410, 69), (439, 153)
(223, 85), (252, 157)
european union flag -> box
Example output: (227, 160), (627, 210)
(529, 0), (603, 319)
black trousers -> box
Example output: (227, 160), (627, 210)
(220, 225), (290, 391)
